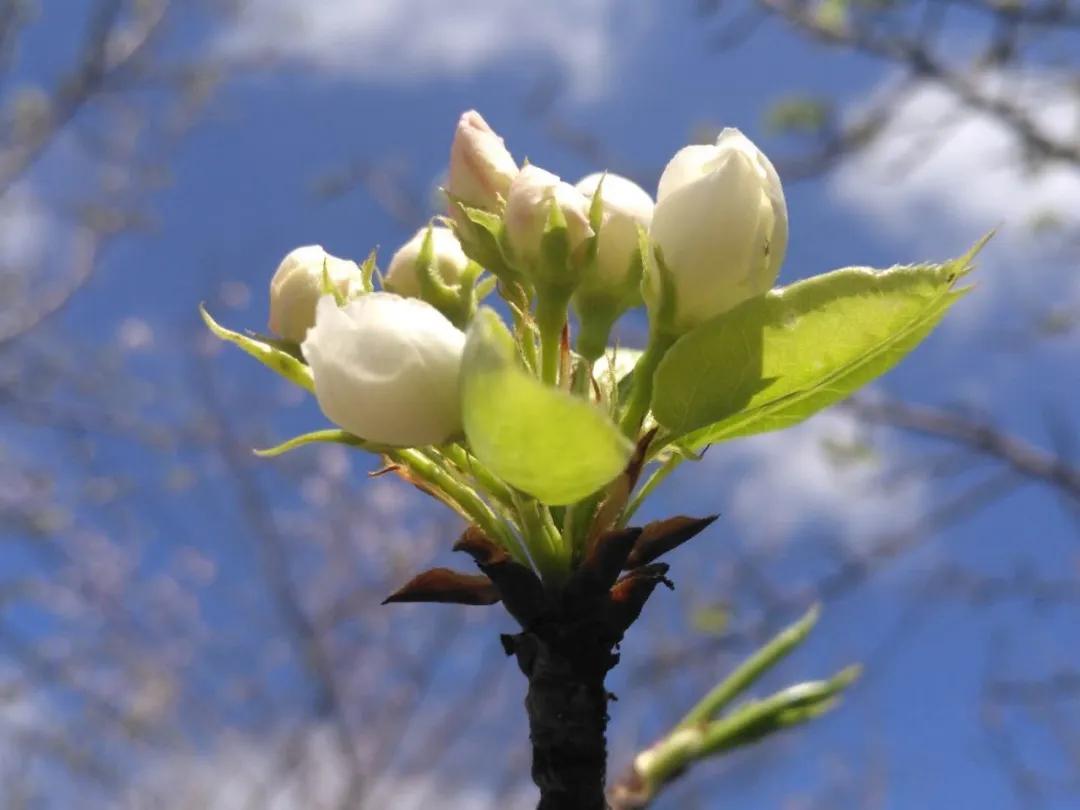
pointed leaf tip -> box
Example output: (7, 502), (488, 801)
(200, 304), (315, 393)
(382, 568), (501, 606)
(254, 428), (378, 458)
(624, 514), (719, 569)
(655, 245), (985, 448)
(454, 526), (547, 626)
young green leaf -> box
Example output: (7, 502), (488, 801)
(200, 305), (314, 393)
(461, 308), (633, 505)
(652, 242), (983, 450)
(254, 428), (380, 458)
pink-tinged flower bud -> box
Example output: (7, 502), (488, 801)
(448, 110), (518, 212)
(504, 164), (593, 272)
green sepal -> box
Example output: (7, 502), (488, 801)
(320, 258), (347, 305)
(536, 196), (573, 287)
(587, 173), (607, 234)
(646, 237), (679, 336)
(356, 248), (377, 295)
(413, 223), (475, 328)
(200, 305), (314, 393)
(445, 192), (521, 285)
(254, 428), (384, 457)
(243, 331), (304, 362)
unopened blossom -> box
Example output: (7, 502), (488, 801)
(448, 110), (518, 212)
(504, 164), (593, 271)
(384, 226), (470, 299)
(301, 294), (465, 447)
(647, 128), (787, 332)
(268, 245), (358, 342)
(575, 172), (654, 291)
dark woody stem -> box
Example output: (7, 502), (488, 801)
(505, 619), (617, 810)
(452, 523), (680, 810)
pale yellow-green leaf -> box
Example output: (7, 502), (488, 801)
(653, 240), (985, 450)
(461, 308), (633, 505)
(200, 305), (314, 393)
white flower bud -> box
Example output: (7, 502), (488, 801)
(384, 226), (469, 298)
(268, 245), (359, 342)
(504, 164), (593, 270)
(301, 294), (466, 447)
(448, 110), (518, 211)
(575, 172), (654, 290)
(647, 128), (788, 332)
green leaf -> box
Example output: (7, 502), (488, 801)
(765, 96), (832, 135)
(445, 195), (520, 284)
(816, 0), (850, 32)
(461, 308), (634, 505)
(653, 241), (984, 449)
(200, 305), (314, 393)
(678, 604), (820, 729)
(254, 428), (380, 458)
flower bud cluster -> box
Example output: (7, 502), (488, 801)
(263, 111), (788, 448)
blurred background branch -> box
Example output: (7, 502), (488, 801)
(0, 1), (1077, 808)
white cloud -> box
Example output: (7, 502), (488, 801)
(219, 0), (647, 100)
(704, 409), (925, 548)
(125, 723), (532, 810)
(830, 73), (1080, 324)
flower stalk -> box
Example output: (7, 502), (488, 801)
(391, 447), (521, 562)
(535, 284), (573, 386)
(618, 329), (675, 438)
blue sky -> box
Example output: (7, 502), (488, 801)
(5, 1), (1080, 807)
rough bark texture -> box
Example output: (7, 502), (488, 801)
(452, 524), (682, 809)
(504, 616), (618, 810)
